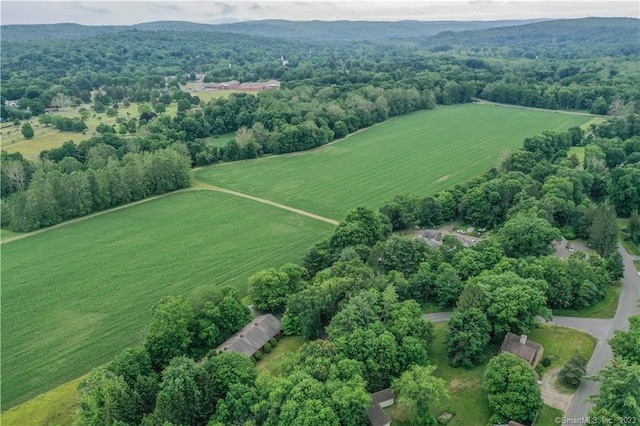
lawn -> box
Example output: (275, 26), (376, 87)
(0, 376), (84, 426)
(553, 284), (621, 319)
(536, 404), (565, 426)
(388, 322), (597, 425)
(196, 104), (591, 220)
(567, 146), (585, 165)
(424, 322), (494, 426)
(635, 261), (640, 272)
(199, 132), (237, 148)
(528, 325), (597, 376)
(1, 190), (334, 409)
(255, 335), (308, 376)
(0, 125), (91, 157)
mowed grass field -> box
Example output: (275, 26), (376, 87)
(1, 190), (334, 409)
(195, 104), (592, 220)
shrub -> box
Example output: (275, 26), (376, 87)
(541, 355), (551, 367)
(558, 351), (587, 388)
(253, 352), (263, 361)
(262, 342), (272, 353)
(269, 338), (278, 347)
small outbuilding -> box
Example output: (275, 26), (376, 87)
(215, 314), (281, 357)
(499, 333), (544, 367)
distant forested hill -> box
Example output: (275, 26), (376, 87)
(1, 18), (547, 42)
(423, 17), (640, 57)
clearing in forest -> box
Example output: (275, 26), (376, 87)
(0, 190), (334, 409)
(196, 103), (592, 220)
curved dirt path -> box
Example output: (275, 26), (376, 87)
(1, 186), (338, 245)
(200, 186), (339, 225)
(541, 368), (573, 412)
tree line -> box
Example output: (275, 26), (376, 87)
(0, 148), (190, 232)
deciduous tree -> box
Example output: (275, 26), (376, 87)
(143, 296), (194, 370)
(610, 315), (640, 364)
(392, 365), (449, 426)
(445, 308), (491, 368)
(483, 353), (543, 423)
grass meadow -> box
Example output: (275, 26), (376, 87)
(196, 104), (591, 220)
(1, 190), (334, 409)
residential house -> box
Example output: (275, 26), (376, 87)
(499, 333), (544, 367)
(215, 314), (282, 357)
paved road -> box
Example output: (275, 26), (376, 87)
(423, 243), (640, 419)
(565, 244), (640, 419)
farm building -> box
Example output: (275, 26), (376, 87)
(499, 333), (544, 367)
(202, 80), (240, 90)
(368, 388), (394, 426)
(238, 80), (281, 91)
(200, 80), (279, 91)
(215, 314), (282, 357)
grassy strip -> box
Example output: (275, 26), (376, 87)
(0, 228), (23, 241)
(634, 261), (640, 272)
(196, 104), (591, 220)
(0, 375), (84, 426)
(553, 284), (621, 319)
(536, 404), (565, 426)
(620, 239), (640, 256)
(1, 190), (334, 409)
(255, 336), (308, 376)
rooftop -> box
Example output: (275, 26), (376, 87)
(215, 314), (281, 357)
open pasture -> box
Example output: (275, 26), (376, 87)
(1, 190), (334, 409)
(196, 104), (591, 220)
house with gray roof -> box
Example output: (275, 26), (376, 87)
(215, 314), (282, 357)
(499, 333), (543, 367)
(368, 388), (394, 426)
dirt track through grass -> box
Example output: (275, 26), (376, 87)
(196, 104), (591, 220)
(1, 190), (335, 409)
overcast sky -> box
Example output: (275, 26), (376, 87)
(2, 1), (638, 26)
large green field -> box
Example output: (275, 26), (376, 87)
(196, 104), (592, 220)
(1, 190), (334, 409)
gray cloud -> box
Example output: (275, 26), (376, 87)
(150, 3), (183, 12)
(217, 2), (238, 15)
(73, 2), (110, 15)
